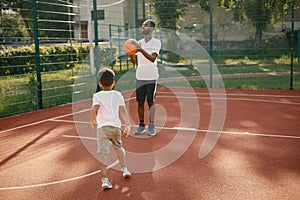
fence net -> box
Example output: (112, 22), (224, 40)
(0, 0), (299, 118)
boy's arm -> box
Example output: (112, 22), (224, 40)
(119, 105), (131, 137)
(90, 105), (99, 128)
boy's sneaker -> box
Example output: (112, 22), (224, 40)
(134, 125), (146, 135)
(148, 123), (156, 136)
(121, 167), (131, 178)
(101, 177), (112, 190)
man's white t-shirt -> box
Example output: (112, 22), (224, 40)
(136, 37), (161, 80)
(92, 90), (125, 129)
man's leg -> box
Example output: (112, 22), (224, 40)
(148, 102), (155, 123)
(138, 101), (145, 123)
(147, 80), (157, 136)
(134, 101), (146, 135)
(134, 80), (146, 135)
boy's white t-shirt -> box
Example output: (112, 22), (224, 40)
(92, 90), (125, 129)
(136, 37), (161, 80)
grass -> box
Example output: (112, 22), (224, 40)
(1, 52), (299, 118)
(187, 75), (300, 90)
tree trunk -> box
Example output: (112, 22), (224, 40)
(254, 26), (263, 49)
(22, 18), (33, 40)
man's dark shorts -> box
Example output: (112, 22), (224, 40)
(136, 79), (157, 103)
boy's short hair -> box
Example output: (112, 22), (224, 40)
(98, 68), (115, 87)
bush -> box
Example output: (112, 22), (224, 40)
(0, 43), (117, 76)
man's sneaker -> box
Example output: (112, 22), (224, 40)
(121, 167), (131, 178)
(134, 125), (146, 135)
(148, 123), (156, 136)
(102, 177), (112, 190)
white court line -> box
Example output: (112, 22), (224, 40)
(158, 91), (300, 98)
(156, 95), (300, 105)
(0, 91), (298, 190)
(56, 120), (300, 140)
(0, 160), (119, 190)
(62, 134), (97, 140)
(0, 108), (90, 134)
(1, 92), (299, 134)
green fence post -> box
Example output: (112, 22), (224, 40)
(218, 47), (221, 66)
(93, 0), (100, 92)
(109, 24), (114, 69)
(118, 25), (122, 72)
(209, 0), (213, 88)
(297, 29), (300, 63)
(290, 0), (295, 90)
(135, 0), (139, 38)
(32, 0), (43, 109)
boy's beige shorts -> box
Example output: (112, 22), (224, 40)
(97, 125), (122, 154)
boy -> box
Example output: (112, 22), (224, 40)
(90, 68), (131, 190)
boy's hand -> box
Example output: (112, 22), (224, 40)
(123, 125), (131, 137)
(90, 121), (95, 128)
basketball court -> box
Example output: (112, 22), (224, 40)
(0, 88), (300, 199)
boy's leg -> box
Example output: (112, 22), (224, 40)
(99, 153), (112, 189)
(114, 147), (131, 178)
(111, 127), (131, 178)
(97, 127), (113, 189)
(99, 157), (108, 177)
(114, 146), (126, 167)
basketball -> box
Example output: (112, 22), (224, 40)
(123, 39), (138, 55)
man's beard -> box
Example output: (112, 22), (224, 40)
(141, 29), (151, 35)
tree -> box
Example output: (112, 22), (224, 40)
(148, 0), (188, 30)
(1, 0), (72, 40)
(0, 12), (29, 42)
(1, 0), (34, 38)
(200, 0), (294, 48)
(148, 0), (189, 62)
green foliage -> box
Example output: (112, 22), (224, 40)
(1, 0), (72, 38)
(0, 43), (117, 76)
(193, 0), (296, 48)
(190, 0), (210, 12)
(149, 0), (188, 30)
(0, 12), (29, 41)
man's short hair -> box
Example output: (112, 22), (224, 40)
(97, 68), (115, 87)
(145, 19), (155, 27)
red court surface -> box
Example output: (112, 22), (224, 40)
(0, 88), (300, 200)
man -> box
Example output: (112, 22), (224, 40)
(130, 19), (161, 136)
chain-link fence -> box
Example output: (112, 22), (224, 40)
(0, 0), (299, 118)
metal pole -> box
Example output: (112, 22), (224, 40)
(32, 0), (43, 109)
(93, 0), (99, 47)
(190, 29), (193, 69)
(135, 0), (139, 28)
(93, 0), (100, 92)
(142, 0), (146, 20)
(134, 0), (139, 39)
(290, 0), (294, 90)
(209, 0), (213, 88)
(109, 24), (114, 69)
(87, 0), (95, 75)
